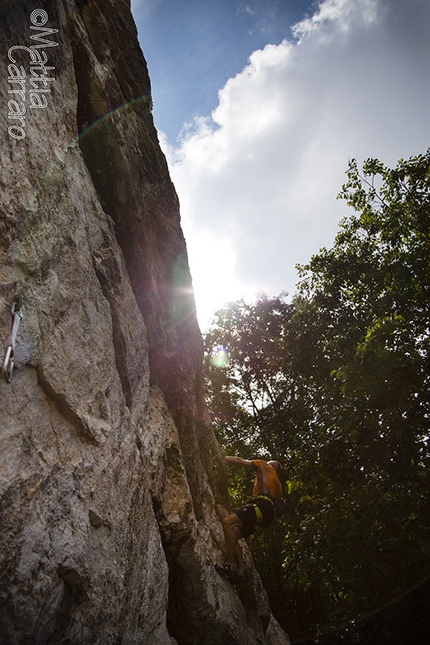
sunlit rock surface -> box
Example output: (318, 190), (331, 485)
(0, 1), (289, 643)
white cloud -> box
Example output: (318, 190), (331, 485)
(161, 0), (430, 330)
(292, 0), (381, 38)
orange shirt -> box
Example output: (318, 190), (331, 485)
(252, 459), (282, 499)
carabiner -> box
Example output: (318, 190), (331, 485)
(2, 295), (23, 383)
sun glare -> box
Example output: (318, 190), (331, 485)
(211, 345), (229, 368)
(185, 228), (246, 331)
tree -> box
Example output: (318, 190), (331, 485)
(298, 151), (430, 491)
(204, 151), (430, 644)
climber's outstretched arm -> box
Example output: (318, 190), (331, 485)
(225, 456), (254, 469)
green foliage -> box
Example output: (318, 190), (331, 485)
(204, 294), (307, 458)
(297, 151), (430, 492)
(204, 151), (430, 644)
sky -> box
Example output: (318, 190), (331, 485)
(131, 0), (430, 331)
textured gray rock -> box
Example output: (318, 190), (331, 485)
(0, 1), (290, 644)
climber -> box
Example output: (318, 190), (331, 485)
(215, 456), (283, 584)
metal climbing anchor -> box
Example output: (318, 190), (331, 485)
(2, 295), (23, 383)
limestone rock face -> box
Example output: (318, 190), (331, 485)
(0, 1), (290, 644)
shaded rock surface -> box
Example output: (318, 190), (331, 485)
(0, 1), (290, 644)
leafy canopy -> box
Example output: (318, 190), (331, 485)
(204, 150), (430, 644)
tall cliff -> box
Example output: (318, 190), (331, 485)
(0, 2), (290, 644)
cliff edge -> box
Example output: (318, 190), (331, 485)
(0, 2), (290, 644)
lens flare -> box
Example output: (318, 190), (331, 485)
(211, 345), (229, 368)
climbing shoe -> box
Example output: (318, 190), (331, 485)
(214, 563), (237, 580)
(229, 572), (248, 585)
(215, 564), (248, 585)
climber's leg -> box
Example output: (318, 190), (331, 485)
(221, 512), (244, 571)
(234, 529), (246, 576)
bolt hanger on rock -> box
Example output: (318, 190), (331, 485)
(2, 294), (23, 383)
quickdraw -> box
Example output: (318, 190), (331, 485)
(2, 294), (23, 383)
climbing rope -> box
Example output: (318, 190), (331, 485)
(2, 294), (23, 383)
